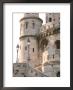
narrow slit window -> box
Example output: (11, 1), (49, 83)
(26, 22), (28, 29)
(49, 17), (52, 22)
(33, 48), (34, 52)
(32, 21), (35, 29)
(53, 54), (54, 59)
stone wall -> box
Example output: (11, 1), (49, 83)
(13, 63), (48, 77)
(13, 63), (60, 77)
(20, 18), (42, 36)
(39, 23), (60, 74)
(46, 13), (60, 28)
(42, 63), (60, 77)
(18, 37), (39, 67)
(18, 13), (43, 67)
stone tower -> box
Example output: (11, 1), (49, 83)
(46, 13), (60, 28)
(39, 13), (60, 76)
(18, 13), (43, 67)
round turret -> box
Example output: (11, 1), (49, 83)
(20, 13), (43, 37)
(18, 13), (43, 67)
(24, 13), (39, 17)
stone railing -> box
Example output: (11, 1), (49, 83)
(39, 24), (60, 39)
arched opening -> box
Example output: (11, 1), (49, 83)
(40, 38), (48, 50)
(55, 40), (60, 49)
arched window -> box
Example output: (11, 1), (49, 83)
(49, 17), (52, 22)
(55, 40), (60, 49)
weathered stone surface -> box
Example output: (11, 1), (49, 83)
(14, 13), (60, 77)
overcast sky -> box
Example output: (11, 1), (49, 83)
(13, 13), (46, 63)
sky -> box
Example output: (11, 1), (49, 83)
(13, 13), (46, 63)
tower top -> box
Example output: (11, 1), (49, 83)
(24, 13), (39, 18)
(20, 13), (43, 23)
